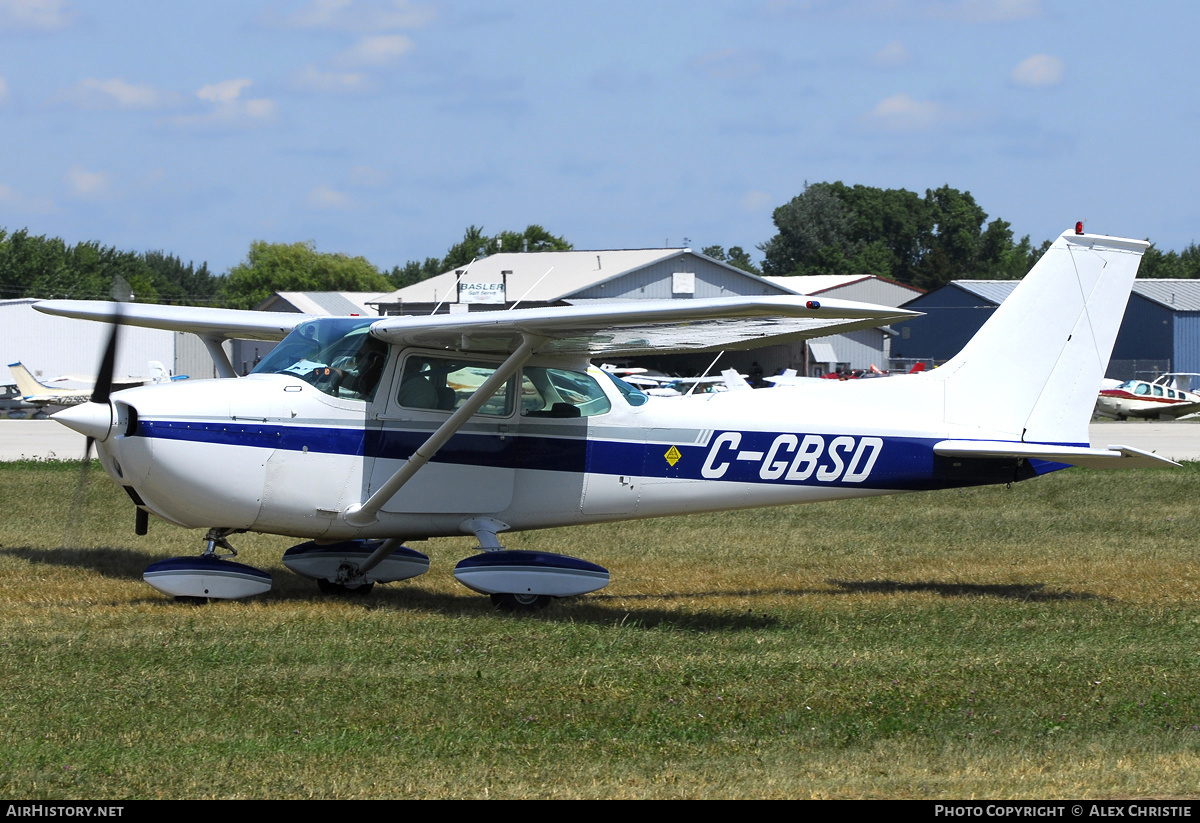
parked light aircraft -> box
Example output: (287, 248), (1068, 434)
(1095, 373), (1200, 420)
(36, 228), (1171, 609)
(9, 361), (177, 410)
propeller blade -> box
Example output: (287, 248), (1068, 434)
(90, 305), (122, 406)
(65, 277), (129, 546)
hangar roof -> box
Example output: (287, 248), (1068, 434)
(369, 248), (768, 306)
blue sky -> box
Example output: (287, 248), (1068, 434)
(1, 0), (1196, 277)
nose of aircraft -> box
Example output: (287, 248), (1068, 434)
(53, 401), (115, 442)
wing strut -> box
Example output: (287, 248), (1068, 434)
(342, 334), (540, 527)
(201, 336), (237, 379)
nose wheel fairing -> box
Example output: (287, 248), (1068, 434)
(282, 539), (430, 585)
(143, 555), (272, 600)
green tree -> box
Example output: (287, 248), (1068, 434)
(391, 224), (573, 288)
(759, 182), (1047, 288)
(1138, 242), (1200, 279)
(759, 183), (858, 277)
(221, 241), (392, 310)
(143, 251), (219, 305)
(701, 245), (761, 274)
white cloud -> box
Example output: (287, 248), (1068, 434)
(0, 181), (54, 213)
(197, 78), (253, 104)
(167, 79), (277, 129)
(66, 165), (110, 199)
(334, 34), (414, 68)
(54, 77), (181, 110)
(1011, 54), (1064, 88)
(873, 40), (910, 68)
(275, 0), (434, 32)
(863, 93), (947, 132)
(348, 165), (389, 188)
(928, 0), (1041, 23)
(0, 75), (8, 104)
(305, 185), (353, 209)
(0, 0), (75, 31)
(291, 64), (371, 94)
(740, 191), (773, 212)
(696, 48), (765, 81)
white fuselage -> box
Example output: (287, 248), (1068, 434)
(93, 352), (1042, 543)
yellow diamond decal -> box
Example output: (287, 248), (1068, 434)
(664, 446), (681, 466)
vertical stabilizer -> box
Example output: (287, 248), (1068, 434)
(8, 363), (49, 398)
(935, 230), (1148, 445)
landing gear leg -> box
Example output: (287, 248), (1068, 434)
(171, 528), (247, 603)
(202, 527), (242, 559)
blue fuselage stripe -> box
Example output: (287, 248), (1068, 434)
(135, 419), (1056, 491)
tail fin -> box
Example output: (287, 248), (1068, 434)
(8, 362), (51, 398)
(933, 229), (1148, 445)
(720, 368), (752, 391)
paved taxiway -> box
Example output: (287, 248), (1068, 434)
(2, 418), (1199, 462)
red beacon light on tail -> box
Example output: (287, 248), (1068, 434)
(1076, 221), (1085, 235)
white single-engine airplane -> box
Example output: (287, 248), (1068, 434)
(36, 228), (1172, 609)
(9, 360), (178, 409)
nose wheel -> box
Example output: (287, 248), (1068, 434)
(317, 578), (375, 596)
(490, 592), (553, 612)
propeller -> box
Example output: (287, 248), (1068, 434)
(64, 279), (129, 544)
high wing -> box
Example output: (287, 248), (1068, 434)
(34, 300), (313, 342)
(369, 295), (917, 356)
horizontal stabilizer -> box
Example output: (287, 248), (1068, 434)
(933, 440), (1179, 469)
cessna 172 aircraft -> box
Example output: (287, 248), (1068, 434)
(36, 228), (1172, 609)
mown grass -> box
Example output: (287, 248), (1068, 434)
(1, 460), (1199, 798)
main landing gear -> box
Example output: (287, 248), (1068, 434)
(451, 518), (610, 612)
(140, 525), (612, 613)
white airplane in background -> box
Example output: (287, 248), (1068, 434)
(9, 360), (178, 409)
(36, 228), (1171, 610)
(1095, 373), (1200, 420)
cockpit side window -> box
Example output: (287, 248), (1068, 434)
(521, 367), (611, 418)
(397, 355), (515, 416)
(597, 369), (650, 406)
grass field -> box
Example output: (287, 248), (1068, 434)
(1, 460), (1198, 799)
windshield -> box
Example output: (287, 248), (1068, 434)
(253, 318), (388, 401)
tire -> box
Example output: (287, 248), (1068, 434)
(490, 592), (552, 612)
(317, 578), (375, 596)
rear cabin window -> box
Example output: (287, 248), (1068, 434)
(397, 355), (515, 416)
(520, 367), (611, 418)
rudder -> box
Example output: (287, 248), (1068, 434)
(934, 230), (1148, 445)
